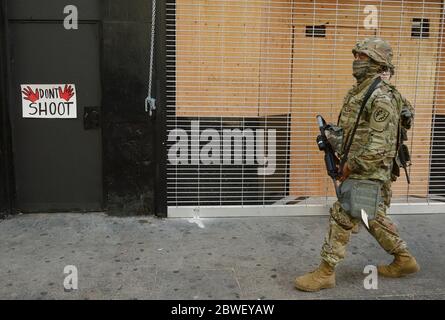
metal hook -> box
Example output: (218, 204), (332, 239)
(145, 97), (156, 117)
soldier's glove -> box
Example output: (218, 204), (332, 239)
(401, 108), (414, 130)
(316, 134), (328, 152)
(324, 124), (344, 154)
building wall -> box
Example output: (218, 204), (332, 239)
(1, 0), (160, 216)
(3, 0), (444, 215)
(101, 0), (158, 215)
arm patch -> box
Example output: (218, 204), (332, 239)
(370, 103), (392, 132)
(374, 108), (390, 122)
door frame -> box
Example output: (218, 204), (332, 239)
(0, 0), (15, 216)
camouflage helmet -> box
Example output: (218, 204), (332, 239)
(352, 37), (394, 68)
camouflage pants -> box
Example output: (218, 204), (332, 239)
(320, 180), (408, 267)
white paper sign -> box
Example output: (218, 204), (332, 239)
(21, 84), (77, 119)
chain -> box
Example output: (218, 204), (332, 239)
(145, 0), (157, 116)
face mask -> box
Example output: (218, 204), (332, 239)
(352, 60), (370, 81)
(353, 60), (382, 82)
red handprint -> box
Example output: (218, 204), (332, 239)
(22, 86), (39, 103)
(59, 84), (75, 102)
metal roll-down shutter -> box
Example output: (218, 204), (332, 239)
(165, 0), (445, 217)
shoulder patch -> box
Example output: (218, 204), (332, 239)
(373, 107), (390, 122)
(370, 100), (394, 132)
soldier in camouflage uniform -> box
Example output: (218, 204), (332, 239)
(294, 38), (420, 292)
(351, 64), (415, 236)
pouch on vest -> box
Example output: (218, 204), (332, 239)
(338, 179), (382, 221)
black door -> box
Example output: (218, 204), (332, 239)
(8, 19), (103, 212)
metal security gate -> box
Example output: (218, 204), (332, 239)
(165, 0), (445, 217)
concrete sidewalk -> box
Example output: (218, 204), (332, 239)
(0, 212), (444, 300)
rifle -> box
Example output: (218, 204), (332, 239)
(399, 127), (411, 184)
(316, 115), (341, 198)
(399, 145), (411, 184)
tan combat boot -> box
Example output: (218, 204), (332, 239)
(294, 261), (336, 292)
(378, 251), (420, 278)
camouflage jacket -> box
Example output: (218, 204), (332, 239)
(337, 75), (404, 182)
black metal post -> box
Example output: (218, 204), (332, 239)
(154, 0), (169, 217)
